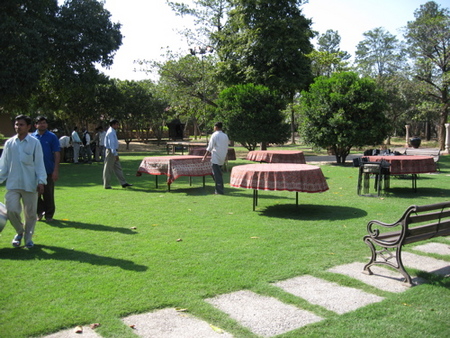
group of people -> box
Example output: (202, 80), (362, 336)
(69, 126), (106, 164)
(0, 116), (228, 248)
(0, 116), (134, 248)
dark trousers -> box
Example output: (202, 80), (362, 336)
(212, 163), (224, 194)
(38, 174), (55, 219)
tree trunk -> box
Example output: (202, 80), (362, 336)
(291, 108), (296, 144)
(260, 142), (267, 150)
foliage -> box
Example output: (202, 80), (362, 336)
(215, 0), (313, 97)
(405, 0), (450, 150)
(0, 0), (122, 112)
(215, 83), (290, 150)
(300, 72), (389, 163)
(355, 27), (407, 78)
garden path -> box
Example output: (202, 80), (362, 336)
(44, 239), (449, 337)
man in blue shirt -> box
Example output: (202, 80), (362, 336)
(32, 116), (60, 222)
(103, 119), (132, 189)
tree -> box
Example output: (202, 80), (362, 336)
(214, 0), (314, 143)
(300, 72), (389, 163)
(215, 83), (290, 150)
(355, 27), (406, 78)
(308, 30), (351, 77)
(0, 0), (122, 112)
(405, 1), (450, 150)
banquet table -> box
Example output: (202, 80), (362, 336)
(246, 150), (306, 164)
(366, 155), (437, 192)
(136, 155), (213, 191)
(230, 163), (329, 210)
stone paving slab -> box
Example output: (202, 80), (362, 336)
(413, 242), (450, 256)
(328, 262), (424, 292)
(43, 326), (101, 338)
(205, 290), (323, 337)
(273, 275), (384, 314)
(122, 308), (233, 338)
(402, 251), (450, 277)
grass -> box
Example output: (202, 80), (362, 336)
(0, 142), (449, 337)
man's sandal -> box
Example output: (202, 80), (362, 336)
(12, 233), (24, 248)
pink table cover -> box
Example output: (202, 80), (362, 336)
(246, 150), (306, 163)
(137, 155), (212, 184)
(366, 155), (436, 175)
(188, 147), (237, 160)
(230, 163), (329, 192)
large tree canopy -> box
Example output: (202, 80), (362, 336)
(215, 0), (313, 97)
(0, 0), (122, 111)
(300, 72), (389, 163)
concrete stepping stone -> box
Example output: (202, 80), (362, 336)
(412, 242), (450, 256)
(43, 326), (101, 338)
(205, 290), (322, 337)
(273, 275), (384, 314)
(402, 251), (450, 277)
(328, 262), (423, 292)
(122, 308), (233, 338)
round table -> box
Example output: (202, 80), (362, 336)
(230, 163), (328, 210)
(365, 155), (437, 192)
(246, 150), (306, 164)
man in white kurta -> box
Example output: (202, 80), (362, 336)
(0, 115), (47, 248)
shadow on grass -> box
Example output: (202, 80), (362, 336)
(259, 203), (367, 220)
(0, 245), (148, 271)
(384, 187), (450, 199)
(47, 219), (138, 235)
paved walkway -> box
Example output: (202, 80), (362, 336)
(44, 238), (449, 337)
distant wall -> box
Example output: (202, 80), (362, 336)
(0, 115), (14, 137)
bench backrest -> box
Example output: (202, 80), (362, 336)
(402, 202), (450, 244)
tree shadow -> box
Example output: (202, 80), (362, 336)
(0, 245), (147, 271)
(258, 204), (367, 220)
(48, 219), (138, 235)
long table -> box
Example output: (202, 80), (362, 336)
(166, 142), (207, 155)
(136, 155), (213, 191)
(246, 150), (306, 164)
(230, 163), (329, 210)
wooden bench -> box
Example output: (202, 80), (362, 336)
(363, 201), (450, 286)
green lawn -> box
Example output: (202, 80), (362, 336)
(0, 144), (449, 337)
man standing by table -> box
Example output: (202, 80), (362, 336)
(32, 116), (60, 222)
(202, 122), (229, 194)
(0, 115), (47, 248)
(103, 119), (132, 189)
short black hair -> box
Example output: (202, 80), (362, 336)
(15, 114), (32, 125)
(109, 119), (119, 126)
(214, 122), (223, 129)
(35, 115), (48, 124)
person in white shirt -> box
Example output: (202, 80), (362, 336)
(94, 126), (106, 162)
(102, 119), (132, 189)
(71, 126), (82, 164)
(0, 115), (47, 248)
(202, 122), (229, 194)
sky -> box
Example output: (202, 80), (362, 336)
(96, 0), (449, 81)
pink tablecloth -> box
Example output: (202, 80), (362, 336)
(246, 150), (306, 164)
(230, 163), (329, 192)
(136, 155), (212, 184)
(366, 155), (436, 175)
(188, 147), (237, 160)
